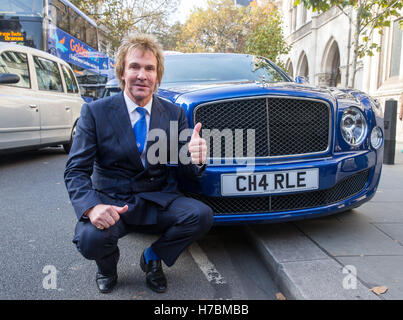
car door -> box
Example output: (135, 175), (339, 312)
(0, 50), (41, 150)
(32, 55), (72, 145)
(60, 63), (83, 126)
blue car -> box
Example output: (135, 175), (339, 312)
(109, 53), (384, 224)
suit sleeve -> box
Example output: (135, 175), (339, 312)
(64, 103), (102, 220)
(177, 107), (206, 180)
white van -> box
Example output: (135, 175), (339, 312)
(0, 43), (84, 154)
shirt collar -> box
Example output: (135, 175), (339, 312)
(123, 91), (153, 115)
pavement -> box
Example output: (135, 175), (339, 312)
(246, 142), (403, 300)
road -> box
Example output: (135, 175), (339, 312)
(0, 147), (280, 300)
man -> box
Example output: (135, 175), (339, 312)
(64, 34), (213, 294)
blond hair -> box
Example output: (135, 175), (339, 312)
(115, 33), (164, 91)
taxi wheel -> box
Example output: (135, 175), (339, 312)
(63, 123), (76, 154)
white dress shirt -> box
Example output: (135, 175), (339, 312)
(124, 91), (153, 166)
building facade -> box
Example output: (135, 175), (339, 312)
(278, 1), (403, 142)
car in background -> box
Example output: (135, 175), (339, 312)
(0, 43), (83, 154)
(157, 53), (384, 224)
(103, 78), (120, 98)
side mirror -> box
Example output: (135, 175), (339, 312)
(295, 75), (309, 85)
(0, 73), (20, 84)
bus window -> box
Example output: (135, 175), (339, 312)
(85, 21), (97, 50)
(0, 0), (43, 17)
(49, 0), (69, 34)
(0, 17), (42, 49)
(69, 7), (85, 43)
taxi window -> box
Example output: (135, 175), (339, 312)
(0, 51), (31, 88)
(33, 56), (63, 92)
(62, 64), (79, 93)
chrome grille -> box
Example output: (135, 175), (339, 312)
(194, 97), (331, 158)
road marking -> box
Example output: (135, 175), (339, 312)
(189, 242), (226, 285)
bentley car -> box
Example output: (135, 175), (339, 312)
(155, 53), (384, 224)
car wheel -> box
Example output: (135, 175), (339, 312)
(63, 123), (76, 154)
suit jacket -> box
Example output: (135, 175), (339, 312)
(64, 92), (205, 225)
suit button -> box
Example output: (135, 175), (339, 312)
(150, 177), (154, 181)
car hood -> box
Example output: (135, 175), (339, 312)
(158, 80), (337, 107)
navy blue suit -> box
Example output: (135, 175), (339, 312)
(64, 92), (213, 271)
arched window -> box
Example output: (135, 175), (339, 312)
(297, 52), (309, 80)
(322, 39), (341, 87)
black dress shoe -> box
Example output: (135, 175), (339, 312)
(96, 273), (118, 294)
(140, 250), (167, 293)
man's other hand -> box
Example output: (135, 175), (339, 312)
(189, 122), (207, 165)
(87, 204), (128, 229)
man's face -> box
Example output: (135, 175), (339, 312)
(122, 48), (158, 107)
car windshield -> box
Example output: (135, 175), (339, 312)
(161, 54), (290, 85)
(103, 87), (121, 97)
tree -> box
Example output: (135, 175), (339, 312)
(156, 22), (183, 52)
(174, 0), (289, 65)
(176, 0), (249, 53)
(294, 0), (403, 88)
(70, 0), (179, 51)
(244, 0), (291, 66)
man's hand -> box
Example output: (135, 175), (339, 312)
(189, 122), (207, 165)
(87, 204), (128, 230)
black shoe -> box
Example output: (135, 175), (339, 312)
(140, 250), (167, 293)
(96, 273), (118, 294)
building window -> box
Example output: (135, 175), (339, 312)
(390, 19), (402, 78)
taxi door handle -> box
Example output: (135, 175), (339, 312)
(29, 104), (39, 112)
(65, 106), (71, 111)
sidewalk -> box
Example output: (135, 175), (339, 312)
(246, 144), (403, 300)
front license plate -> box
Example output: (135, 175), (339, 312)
(221, 168), (319, 196)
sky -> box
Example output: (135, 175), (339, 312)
(170, 0), (209, 24)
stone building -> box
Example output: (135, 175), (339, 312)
(277, 1), (403, 142)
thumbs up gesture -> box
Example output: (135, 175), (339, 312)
(189, 122), (207, 165)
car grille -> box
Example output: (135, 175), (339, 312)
(186, 170), (369, 215)
(194, 97), (331, 158)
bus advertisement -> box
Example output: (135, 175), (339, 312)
(47, 24), (113, 77)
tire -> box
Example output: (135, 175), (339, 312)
(63, 123), (76, 154)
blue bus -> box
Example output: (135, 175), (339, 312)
(0, 0), (115, 100)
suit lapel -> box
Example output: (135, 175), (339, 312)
(106, 92), (144, 169)
(145, 95), (169, 167)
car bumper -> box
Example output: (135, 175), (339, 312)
(181, 149), (383, 224)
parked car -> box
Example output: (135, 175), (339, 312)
(76, 52), (384, 224)
(103, 78), (120, 98)
(158, 53), (384, 224)
(0, 43), (84, 154)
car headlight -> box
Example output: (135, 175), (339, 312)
(340, 107), (368, 146)
(370, 126), (383, 149)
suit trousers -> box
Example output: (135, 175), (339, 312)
(73, 195), (214, 275)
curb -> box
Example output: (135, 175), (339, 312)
(244, 223), (380, 300)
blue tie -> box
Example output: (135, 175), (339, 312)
(133, 107), (147, 154)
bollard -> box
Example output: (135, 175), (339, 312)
(383, 99), (397, 165)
